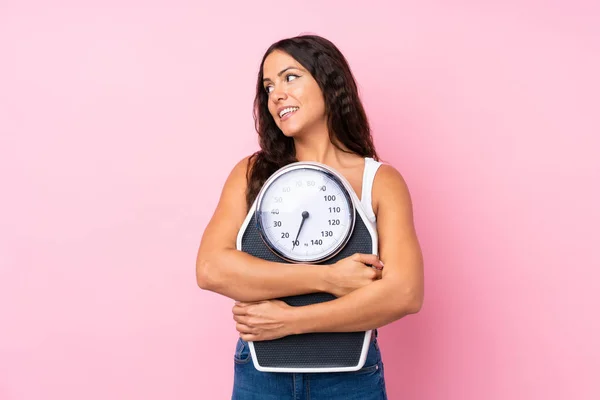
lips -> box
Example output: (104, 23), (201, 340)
(277, 106), (299, 120)
(280, 108), (298, 121)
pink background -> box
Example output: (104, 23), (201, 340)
(1, 1), (599, 399)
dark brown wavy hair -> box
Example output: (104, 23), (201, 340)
(245, 34), (379, 210)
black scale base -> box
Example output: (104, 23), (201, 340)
(240, 211), (374, 369)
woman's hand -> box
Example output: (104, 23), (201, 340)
(232, 300), (297, 341)
(231, 254), (383, 341)
(325, 253), (384, 297)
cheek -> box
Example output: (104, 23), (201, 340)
(314, 97), (326, 116)
(267, 101), (278, 120)
(302, 86), (325, 115)
(314, 90), (326, 113)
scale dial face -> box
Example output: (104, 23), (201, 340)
(256, 163), (355, 263)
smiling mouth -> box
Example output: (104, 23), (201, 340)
(279, 107), (299, 120)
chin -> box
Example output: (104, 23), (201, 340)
(281, 129), (298, 138)
(278, 124), (303, 138)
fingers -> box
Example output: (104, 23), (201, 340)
(373, 268), (383, 280)
(240, 333), (259, 341)
(236, 323), (255, 334)
(233, 314), (258, 331)
(365, 267), (382, 280)
(233, 313), (245, 323)
(235, 319), (262, 341)
(232, 304), (250, 315)
(232, 302), (264, 341)
(352, 253), (384, 270)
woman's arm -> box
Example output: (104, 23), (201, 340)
(290, 165), (424, 332)
(196, 156), (381, 302)
(196, 156), (329, 302)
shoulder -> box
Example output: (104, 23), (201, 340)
(373, 163), (408, 188)
(217, 154), (258, 204)
(233, 154), (255, 173)
(372, 163), (413, 216)
(226, 153), (258, 183)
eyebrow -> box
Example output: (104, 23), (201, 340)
(262, 66), (302, 83)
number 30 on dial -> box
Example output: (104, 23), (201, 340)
(256, 162), (356, 263)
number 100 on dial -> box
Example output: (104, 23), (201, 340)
(256, 163), (356, 263)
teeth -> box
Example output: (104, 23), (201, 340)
(279, 107), (299, 118)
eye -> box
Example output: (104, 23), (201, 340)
(264, 74), (300, 94)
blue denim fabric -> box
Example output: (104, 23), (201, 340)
(231, 333), (388, 400)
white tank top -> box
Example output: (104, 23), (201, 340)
(360, 157), (383, 225)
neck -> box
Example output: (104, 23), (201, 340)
(293, 125), (352, 165)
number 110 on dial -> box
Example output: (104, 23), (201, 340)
(256, 164), (355, 263)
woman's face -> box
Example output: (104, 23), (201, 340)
(262, 50), (327, 138)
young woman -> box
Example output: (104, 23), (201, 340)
(196, 34), (424, 400)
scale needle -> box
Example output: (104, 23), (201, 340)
(292, 210), (309, 250)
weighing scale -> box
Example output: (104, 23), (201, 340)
(236, 161), (378, 373)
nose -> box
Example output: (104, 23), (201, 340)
(270, 84), (288, 102)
